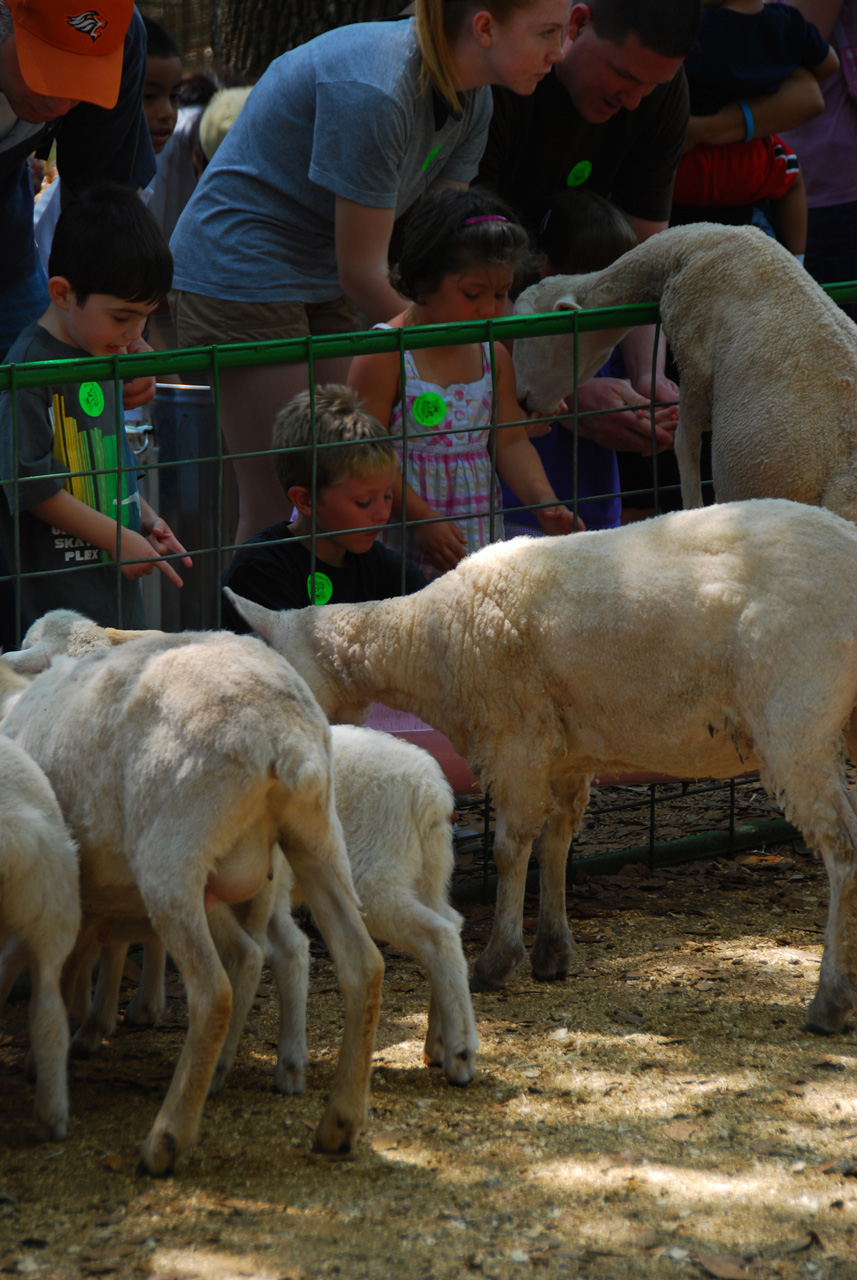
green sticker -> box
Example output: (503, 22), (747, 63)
(78, 381), (105, 417)
(566, 160), (592, 188)
(307, 572), (333, 605)
(412, 392), (447, 427)
(421, 144), (442, 172)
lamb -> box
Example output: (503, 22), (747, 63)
(4, 607), (155, 673)
(0, 736), (80, 1141)
(5, 611), (477, 1085)
(325, 725), (477, 1084)
(0, 631), (384, 1174)
(512, 223), (857, 519)
(227, 497), (857, 1036)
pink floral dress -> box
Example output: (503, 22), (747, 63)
(380, 341), (504, 580)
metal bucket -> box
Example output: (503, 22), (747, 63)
(149, 383), (238, 632)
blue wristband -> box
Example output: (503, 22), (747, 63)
(737, 98), (754, 142)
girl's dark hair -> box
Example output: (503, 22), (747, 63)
(48, 182), (174, 306)
(537, 189), (637, 275)
(142, 16), (181, 61)
(391, 186), (535, 302)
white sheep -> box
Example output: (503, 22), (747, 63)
(227, 497), (857, 1035)
(512, 223), (857, 518)
(0, 631), (384, 1174)
(0, 736), (80, 1141)
(6, 612), (477, 1085)
(325, 725), (477, 1084)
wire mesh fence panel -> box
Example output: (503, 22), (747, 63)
(2, 293), (854, 881)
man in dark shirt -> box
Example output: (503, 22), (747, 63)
(479, 0), (700, 462)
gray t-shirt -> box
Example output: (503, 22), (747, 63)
(170, 19), (493, 303)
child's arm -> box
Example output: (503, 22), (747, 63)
(684, 66), (825, 150)
(811, 45), (841, 81)
(493, 348), (584, 535)
(28, 489), (187, 586)
(348, 348), (469, 572)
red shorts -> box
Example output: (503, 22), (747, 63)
(673, 135), (799, 207)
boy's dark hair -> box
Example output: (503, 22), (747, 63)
(537, 190), (637, 275)
(273, 385), (396, 495)
(588, 0), (700, 58)
(142, 16), (181, 60)
(391, 185), (535, 302)
(48, 182), (173, 306)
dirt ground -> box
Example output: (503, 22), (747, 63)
(1, 781), (856, 1280)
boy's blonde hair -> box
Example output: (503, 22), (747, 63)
(273, 385), (395, 496)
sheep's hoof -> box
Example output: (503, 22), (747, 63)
(33, 1109), (68, 1143)
(138, 1129), (178, 1177)
(803, 1020), (839, 1037)
(273, 1061), (306, 1095)
(313, 1106), (358, 1156)
(531, 965), (569, 983)
(468, 972), (505, 993)
(804, 989), (853, 1036)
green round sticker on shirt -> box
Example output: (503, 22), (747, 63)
(78, 382), (105, 417)
(566, 160), (592, 188)
(412, 392), (446, 427)
(307, 572), (333, 605)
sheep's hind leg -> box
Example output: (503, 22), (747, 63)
(369, 895), (477, 1086)
(283, 819), (383, 1155)
(764, 742), (857, 1034)
(265, 890), (309, 1095)
(28, 956), (71, 1141)
(137, 897), (233, 1176)
(805, 843), (857, 1035)
(529, 774), (589, 981)
(469, 809), (539, 992)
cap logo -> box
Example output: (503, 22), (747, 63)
(66, 11), (109, 43)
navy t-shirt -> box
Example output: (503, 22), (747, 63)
(686, 5), (830, 115)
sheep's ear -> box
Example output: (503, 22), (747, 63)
(554, 297), (582, 313)
(223, 589), (289, 649)
(103, 627), (162, 645)
(1, 643), (50, 674)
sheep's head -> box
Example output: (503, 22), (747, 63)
(223, 589), (369, 726)
(513, 275), (631, 417)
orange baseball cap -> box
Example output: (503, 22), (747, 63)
(9, 1), (135, 110)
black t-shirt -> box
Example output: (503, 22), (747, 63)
(221, 521), (427, 633)
(477, 66), (689, 230)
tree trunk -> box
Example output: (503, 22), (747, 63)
(211, 1), (403, 81)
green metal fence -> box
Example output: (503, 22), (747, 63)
(3, 289), (856, 882)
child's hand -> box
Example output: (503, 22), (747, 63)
(121, 336), (157, 411)
(142, 514), (193, 575)
(113, 528), (186, 588)
(535, 505), (585, 536)
(415, 518), (468, 573)
(521, 398), (567, 439)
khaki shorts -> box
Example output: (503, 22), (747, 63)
(170, 290), (363, 349)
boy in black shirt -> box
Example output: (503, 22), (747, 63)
(221, 384), (425, 631)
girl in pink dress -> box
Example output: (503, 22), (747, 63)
(348, 187), (579, 580)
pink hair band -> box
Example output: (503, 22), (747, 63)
(462, 215), (509, 225)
